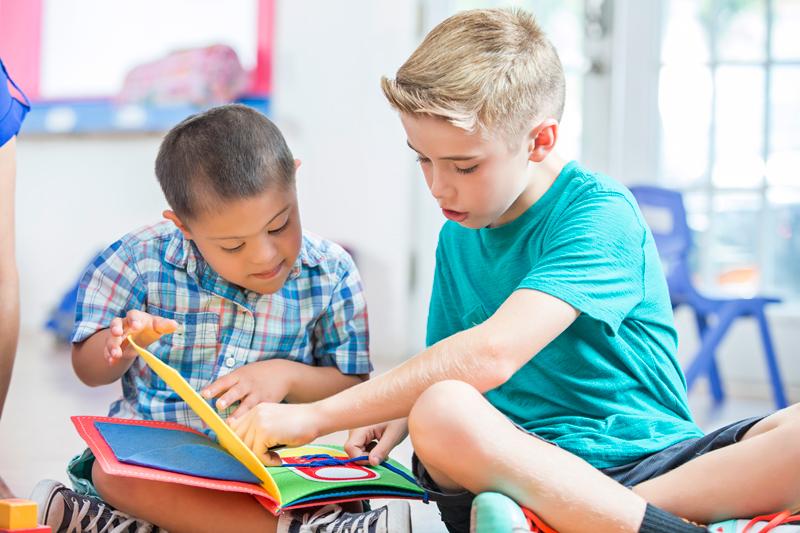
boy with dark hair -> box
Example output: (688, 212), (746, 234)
(32, 104), (409, 533)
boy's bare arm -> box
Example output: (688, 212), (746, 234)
(0, 138), (18, 416)
(72, 310), (178, 387)
(72, 329), (137, 386)
(203, 359), (366, 419)
(285, 364), (366, 403)
(231, 289), (579, 456)
(313, 288), (578, 433)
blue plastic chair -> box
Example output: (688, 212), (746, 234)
(630, 186), (787, 409)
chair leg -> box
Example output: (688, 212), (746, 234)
(694, 313), (725, 405)
(756, 307), (788, 409)
(684, 303), (738, 397)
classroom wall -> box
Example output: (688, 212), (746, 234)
(12, 0), (800, 399)
(15, 0), (422, 362)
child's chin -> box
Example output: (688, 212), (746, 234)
(241, 277), (286, 295)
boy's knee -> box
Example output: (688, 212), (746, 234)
(409, 380), (484, 460)
(91, 460), (135, 509)
(410, 380), (481, 427)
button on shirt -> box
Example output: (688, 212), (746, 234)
(72, 221), (371, 432)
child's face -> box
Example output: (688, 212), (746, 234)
(167, 186), (303, 295)
(400, 113), (541, 229)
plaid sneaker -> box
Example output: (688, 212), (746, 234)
(30, 479), (159, 533)
(277, 501), (411, 533)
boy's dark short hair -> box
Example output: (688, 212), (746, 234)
(155, 104), (294, 220)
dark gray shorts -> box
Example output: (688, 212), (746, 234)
(412, 416), (764, 533)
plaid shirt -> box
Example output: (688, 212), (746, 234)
(72, 221), (371, 431)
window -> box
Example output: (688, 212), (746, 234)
(659, 0), (800, 299)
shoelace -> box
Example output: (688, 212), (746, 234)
(297, 504), (342, 533)
(296, 503), (382, 533)
(742, 510), (800, 532)
(277, 454), (429, 503)
(67, 497), (149, 533)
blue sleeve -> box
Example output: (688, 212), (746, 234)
(517, 192), (646, 333)
(71, 240), (147, 343)
(0, 58), (30, 147)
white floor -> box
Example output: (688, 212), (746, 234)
(0, 332), (778, 532)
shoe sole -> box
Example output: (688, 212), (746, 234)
(470, 492), (530, 533)
(29, 479), (64, 525)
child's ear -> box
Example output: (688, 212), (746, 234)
(527, 119), (559, 163)
(163, 210), (192, 240)
(294, 159), (302, 170)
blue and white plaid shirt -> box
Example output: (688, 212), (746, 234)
(72, 221), (371, 431)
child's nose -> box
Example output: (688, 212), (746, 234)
(250, 235), (279, 263)
(428, 168), (451, 200)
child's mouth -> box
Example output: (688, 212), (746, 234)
(442, 208), (468, 222)
(252, 262), (284, 280)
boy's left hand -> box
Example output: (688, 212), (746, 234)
(201, 359), (296, 419)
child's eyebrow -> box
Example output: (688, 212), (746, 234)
(210, 205), (291, 240)
(406, 140), (479, 162)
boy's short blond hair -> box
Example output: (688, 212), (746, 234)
(382, 8), (565, 143)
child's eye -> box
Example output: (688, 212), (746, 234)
(455, 164), (479, 175)
(416, 155), (431, 164)
(222, 243), (245, 252)
(268, 220), (290, 235)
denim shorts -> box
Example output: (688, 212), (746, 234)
(412, 416), (764, 533)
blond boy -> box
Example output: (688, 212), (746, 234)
(232, 9), (800, 533)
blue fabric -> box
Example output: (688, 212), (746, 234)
(0, 58), (30, 146)
(95, 421), (260, 484)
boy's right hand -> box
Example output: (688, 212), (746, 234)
(344, 418), (409, 466)
(105, 310), (179, 363)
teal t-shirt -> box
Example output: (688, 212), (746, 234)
(426, 161), (703, 469)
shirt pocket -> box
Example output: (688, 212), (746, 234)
(143, 304), (220, 390)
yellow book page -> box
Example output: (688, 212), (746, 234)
(126, 336), (281, 502)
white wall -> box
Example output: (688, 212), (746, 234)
(13, 0), (799, 399)
(272, 0), (421, 360)
(15, 0), (423, 362)
(15, 136), (167, 331)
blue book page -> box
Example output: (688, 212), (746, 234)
(96, 421), (260, 484)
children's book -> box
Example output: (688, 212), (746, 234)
(72, 337), (424, 515)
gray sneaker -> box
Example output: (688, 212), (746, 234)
(277, 501), (411, 533)
(30, 480), (160, 533)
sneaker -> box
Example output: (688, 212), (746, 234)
(277, 500), (411, 533)
(470, 492), (531, 533)
(30, 479), (160, 533)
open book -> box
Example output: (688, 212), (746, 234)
(72, 337), (424, 515)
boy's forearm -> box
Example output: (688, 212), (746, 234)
(0, 282), (19, 417)
(312, 289), (579, 436)
(72, 330), (135, 386)
(312, 327), (503, 435)
(284, 362), (367, 403)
